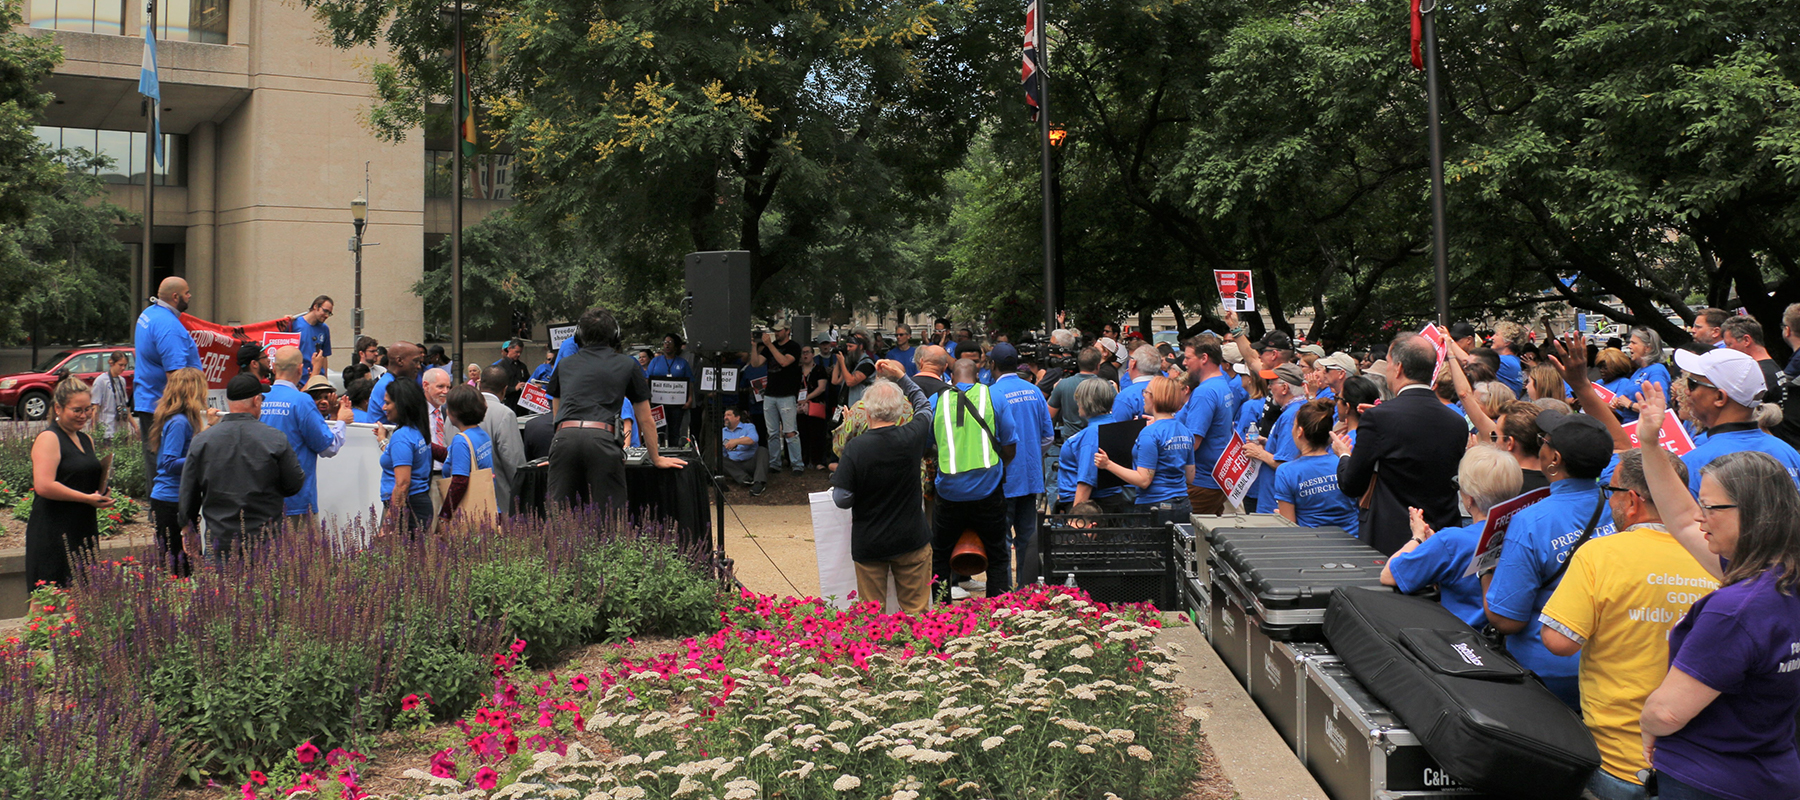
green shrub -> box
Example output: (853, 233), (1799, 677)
(0, 425), (146, 500)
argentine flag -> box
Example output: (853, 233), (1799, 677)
(138, 22), (162, 166)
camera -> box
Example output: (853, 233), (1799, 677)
(1043, 344), (1078, 374)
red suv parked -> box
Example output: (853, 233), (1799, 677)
(0, 346), (136, 421)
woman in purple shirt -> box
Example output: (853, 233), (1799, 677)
(1637, 384), (1800, 800)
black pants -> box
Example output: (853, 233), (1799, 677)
(548, 427), (627, 514)
(135, 410), (156, 477)
(657, 406), (687, 448)
(932, 487), (1010, 599)
(149, 499), (193, 577)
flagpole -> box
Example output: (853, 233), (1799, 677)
(1036, 0), (1056, 339)
(142, 0), (156, 303)
(1421, 0), (1450, 328)
(450, 0), (464, 370)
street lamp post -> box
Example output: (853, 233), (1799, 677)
(351, 195), (367, 337)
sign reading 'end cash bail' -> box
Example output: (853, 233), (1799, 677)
(1215, 270), (1255, 313)
(1211, 431), (1262, 508)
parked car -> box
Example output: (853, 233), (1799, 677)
(0, 346), (136, 421)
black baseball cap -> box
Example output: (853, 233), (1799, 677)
(1259, 331), (1293, 352)
(226, 373), (268, 401)
(1535, 411), (1612, 479)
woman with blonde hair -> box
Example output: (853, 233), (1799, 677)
(149, 367), (212, 575)
(1095, 376), (1193, 525)
(25, 377), (112, 588)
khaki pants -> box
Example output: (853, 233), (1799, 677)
(855, 544), (933, 616)
(1187, 484), (1227, 516)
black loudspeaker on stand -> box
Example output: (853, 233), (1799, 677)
(684, 251), (753, 354)
(683, 250), (752, 592)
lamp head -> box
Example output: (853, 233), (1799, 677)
(351, 195), (368, 224)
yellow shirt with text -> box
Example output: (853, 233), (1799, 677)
(1539, 525), (1719, 783)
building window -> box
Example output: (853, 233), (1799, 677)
(33, 126), (186, 186)
(425, 150), (514, 200)
(29, 0), (226, 43)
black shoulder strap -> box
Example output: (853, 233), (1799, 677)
(1547, 495), (1607, 584)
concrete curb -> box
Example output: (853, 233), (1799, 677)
(1162, 619), (1328, 800)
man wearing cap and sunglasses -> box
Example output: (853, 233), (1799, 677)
(1672, 347), (1800, 493)
(749, 321), (805, 474)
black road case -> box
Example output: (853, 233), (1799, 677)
(1250, 637), (1336, 754)
(1212, 536), (1390, 642)
(1305, 660), (1487, 800)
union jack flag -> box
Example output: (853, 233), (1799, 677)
(1021, 1), (1042, 121)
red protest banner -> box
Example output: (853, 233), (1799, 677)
(1214, 270), (1255, 312)
(1622, 416), (1696, 456)
(1590, 382), (1616, 403)
(178, 313), (294, 393)
(1420, 322), (1449, 381)
(1210, 431), (1262, 508)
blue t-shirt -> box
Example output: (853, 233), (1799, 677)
(889, 345), (917, 376)
(380, 425), (432, 501)
(1599, 376), (1634, 405)
(150, 414), (195, 503)
(1271, 453), (1360, 536)
(1235, 397), (1266, 440)
(132, 301), (202, 411)
(291, 314), (332, 381)
(1681, 427), (1800, 495)
(1496, 353), (1525, 396)
(722, 422), (759, 460)
(994, 374), (1054, 498)
(1484, 478), (1607, 689)
(367, 372), (396, 425)
(1386, 522), (1487, 628)
(1254, 398), (1305, 509)
(260, 380), (341, 515)
(352, 407), (379, 425)
(1618, 363), (1672, 424)
(1056, 413), (1121, 503)
(445, 427), (494, 477)
(1659, 567), (1800, 800)
(1179, 375), (1238, 489)
(929, 383), (1018, 502)
(1111, 376), (1154, 421)
(530, 362), (556, 382)
(1228, 378), (1248, 409)
(1132, 418), (1193, 505)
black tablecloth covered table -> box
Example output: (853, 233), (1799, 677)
(513, 457), (713, 548)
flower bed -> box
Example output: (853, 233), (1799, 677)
(380, 586), (1202, 800)
(12, 507), (725, 797)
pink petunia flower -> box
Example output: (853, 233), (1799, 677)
(401, 694), (422, 712)
(249, 771), (268, 786)
(509, 639), (527, 655)
(294, 741), (321, 765)
(569, 674), (589, 692)
(472, 766), (499, 790)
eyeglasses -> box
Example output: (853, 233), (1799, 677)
(1698, 502), (1738, 514)
(1685, 375), (1716, 392)
(64, 404), (93, 415)
(1602, 484), (1634, 496)
(1487, 431), (1501, 442)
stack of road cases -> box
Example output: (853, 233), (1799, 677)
(1254, 640), (1335, 754)
(1208, 527), (1386, 686)
(1041, 511), (1176, 608)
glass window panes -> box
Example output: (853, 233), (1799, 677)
(96, 129), (132, 183)
(28, 0), (129, 35)
(33, 127), (184, 186)
(66, 353), (102, 374)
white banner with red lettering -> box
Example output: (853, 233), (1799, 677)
(1211, 431), (1262, 508)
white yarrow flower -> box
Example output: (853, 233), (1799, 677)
(981, 736), (1006, 751)
(833, 775), (863, 791)
(1069, 644), (1095, 659)
(1128, 744), (1154, 761)
(1075, 744), (1096, 754)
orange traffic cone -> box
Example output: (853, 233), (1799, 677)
(950, 529), (987, 577)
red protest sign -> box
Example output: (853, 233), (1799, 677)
(1622, 416), (1696, 456)
(1214, 270), (1255, 312)
(519, 381), (552, 415)
(1420, 323), (1449, 381)
(1467, 486), (1553, 578)
(1590, 382), (1616, 403)
(1210, 431), (1262, 508)
(649, 404), (667, 429)
(260, 330), (301, 356)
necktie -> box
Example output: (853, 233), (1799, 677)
(433, 407), (446, 447)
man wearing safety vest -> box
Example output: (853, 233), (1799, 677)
(929, 358), (1018, 602)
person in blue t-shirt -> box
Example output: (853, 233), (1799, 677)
(1055, 379), (1125, 513)
(1491, 320), (1528, 396)
(888, 324), (918, 376)
(1484, 410), (1616, 708)
(1178, 338), (1239, 515)
(373, 378), (436, 535)
(1096, 376), (1193, 526)
(1232, 365), (1268, 510)
(1609, 327), (1670, 424)
(989, 344), (1054, 586)
(647, 334), (695, 446)
(260, 347), (349, 519)
(1671, 346), (1800, 494)
(1593, 348), (1636, 419)
(1110, 348), (1163, 421)
(291, 296), (334, 382)
(1272, 399), (1361, 535)
(531, 345), (558, 382)
(365, 342), (424, 426)
(1244, 363), (1308, 513)
(438, 386), (497, 522)
(1384, 446), (1523, 628)
(133, 278), (203, 471)
(148, 367), (212, 576)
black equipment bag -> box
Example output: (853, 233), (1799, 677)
(1323, 587), (1600, 798)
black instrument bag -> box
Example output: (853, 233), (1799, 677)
(1323, 587), (1600, 798)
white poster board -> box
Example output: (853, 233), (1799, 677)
(315, 423), (389, 549)
(700, 367), (740, 393)
(548, 323), (579, 350)
(809, 491), (899, 612)
(651, 379), (688, 406)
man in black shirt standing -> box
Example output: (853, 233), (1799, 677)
(547, 307), (685, 512)
(831, 360), (934, 614)
(491, 339), (530, 411)
(749, 321), (804, 475)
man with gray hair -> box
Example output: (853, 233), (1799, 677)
(831, 362), (936, 614)
(1336, 332), (1468, 554)
(1110, 346), (1165, 421)
(422, 367), (454, 476)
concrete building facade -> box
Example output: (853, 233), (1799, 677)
(21, 0), (461, 350)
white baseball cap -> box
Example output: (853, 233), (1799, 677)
(1674, 347), (1766, 408)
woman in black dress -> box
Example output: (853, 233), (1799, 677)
(26, 378), (113, 588)
(797, 345), (834, 470)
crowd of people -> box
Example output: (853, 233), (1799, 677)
(19, 276), (1799, 800)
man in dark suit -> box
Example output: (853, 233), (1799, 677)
(1334, 332), (1467, 554)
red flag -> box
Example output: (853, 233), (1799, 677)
(1021, 1), (1043, 121)
(1410, 0), (1424, 70)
